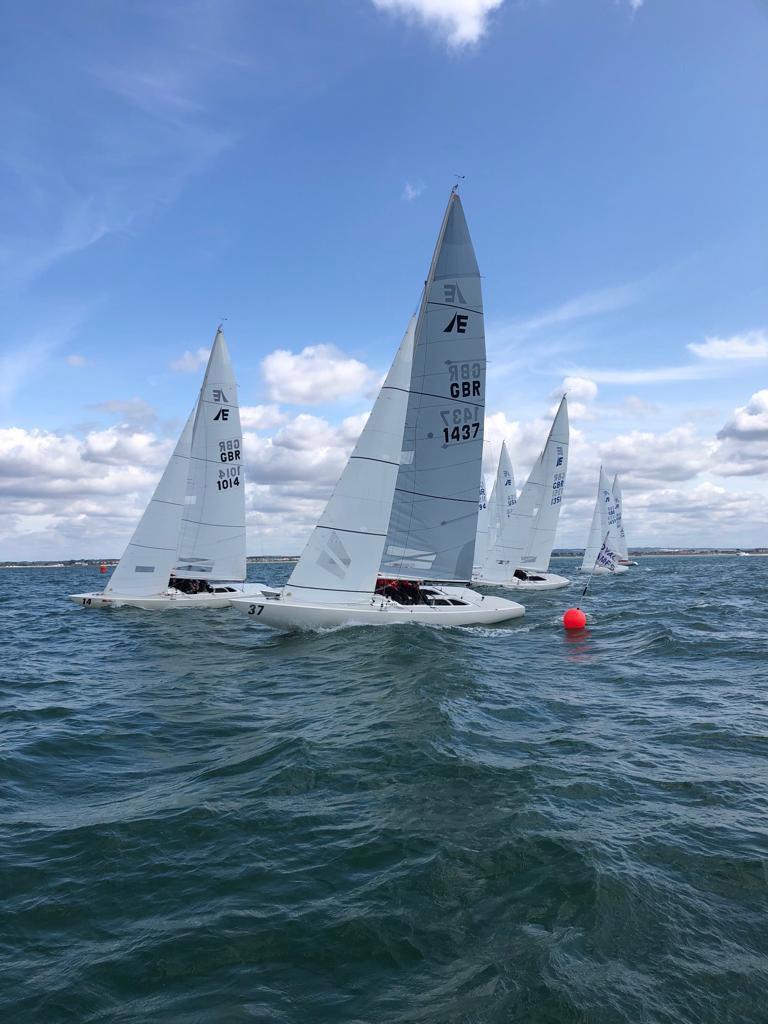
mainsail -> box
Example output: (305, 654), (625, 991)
(174, 328), (246, 581)
(611, 474), (629, 561)
(285, 319), (415, 604)
(516, 396), (569, 570)
(581, 466), (616, 572)
(474, 478), (490, 570)
(480, 441), (523, 582)
(105, 408), (195, 597)
(380, 191), (485, 582)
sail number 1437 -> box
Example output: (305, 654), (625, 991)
(443, 422), (480, 443)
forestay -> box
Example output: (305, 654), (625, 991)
(381, 192), (485, 583)
(175, 328), (246, 581)
(285, 319), (416, 605)
(516, 396), (569, 570)
(105, 408), (195, 597)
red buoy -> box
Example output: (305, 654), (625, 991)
(563, 607), (587, 630)
(99, 562), (107, 574)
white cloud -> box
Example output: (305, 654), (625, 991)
(261, 344), (379, 405)
(371, 0), (504, 46)
(90, 398), (158, 426)
(170, 347), (210, 373)
(240, 405), (287, 430)
(570, 364), (719, 385)
(66, 354), (87, 367)
(557, 375), (598, 403)
(598, 425), (712, 483)
(718, 390), (768, 441)
(688, 329), (768, 361)
(619, 395), (659, 418)
(501, 282), (640, 340)
(402, 181), (425, 201)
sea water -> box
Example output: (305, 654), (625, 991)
(1, 556), (767, 1022)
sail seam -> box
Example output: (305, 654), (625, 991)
(394, 487), (477, 504)
(350, 456), (399, 468)
(427, 301), (482, 314)
(315, 525), (387, 538)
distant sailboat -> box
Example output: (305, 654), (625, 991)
(580, 466), (628, 576)
(611, 474), (638, 565)
(230, 191), (525, 629)
(70, 328), (268, 609)
(474, 397), (570, 591)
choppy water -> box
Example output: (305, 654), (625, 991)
(1, 556), (767, 1023)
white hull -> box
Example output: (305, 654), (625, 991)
(578, 564), (628, 576)
(619, 559), (638, 566)
(229, 584), (525, 631)
(474, 571), (570, 592)
(69, 582), (272, 610)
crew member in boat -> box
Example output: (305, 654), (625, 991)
(168, 575), (212, 595)
(375, 578), (427, 605)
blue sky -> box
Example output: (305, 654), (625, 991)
(1, 0), (767, 558)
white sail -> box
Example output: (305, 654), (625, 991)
(105, 408), (195, 597)
(516, 396), (569, 570)
(480, 442), (524, 582)
(174, 328), (246, 581)
(611, 474), (629, 561)
(474, 478), (490, 570)
(285, 319), (416, 605)
(581, 466), (619, 572)
(381, 191), (485, 583)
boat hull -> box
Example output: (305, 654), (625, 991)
(69, 582), (273, 610)
(577, 564), (629, 576)
(229, 585), (525, 630)
(474, 571), (570, 592)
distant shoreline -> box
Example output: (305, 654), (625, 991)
(2, 550), (766, 569)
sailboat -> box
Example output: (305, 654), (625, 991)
(580, 466), (628, 576)
(474, 397), (570, 591)
(229, 191), (525, 629)
(70, 328), (269, 609)
(611, 474), (638, 565)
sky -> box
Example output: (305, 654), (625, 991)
(1, 0), (766, 559)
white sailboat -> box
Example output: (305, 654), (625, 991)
(474, 397), (570, 591)
(229, 191), (525, 629)
(611, 474), (638, 565)
(70, 328), (269, 609)
(580, 466), (628, 576)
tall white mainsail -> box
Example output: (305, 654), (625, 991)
(174, 328), (246, 582)
(480, 441), (523, 582)
(611, 474), (629, 561)
(105, 408), (195, 597)
(284, 319), (416, 605)
(381, 191), (485, 583)
(516, 396), (569, 570)
(581, 466), (620, 572)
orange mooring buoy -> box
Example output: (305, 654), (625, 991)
(99, 562), (107, 574)
(562, 607), (587, 630)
